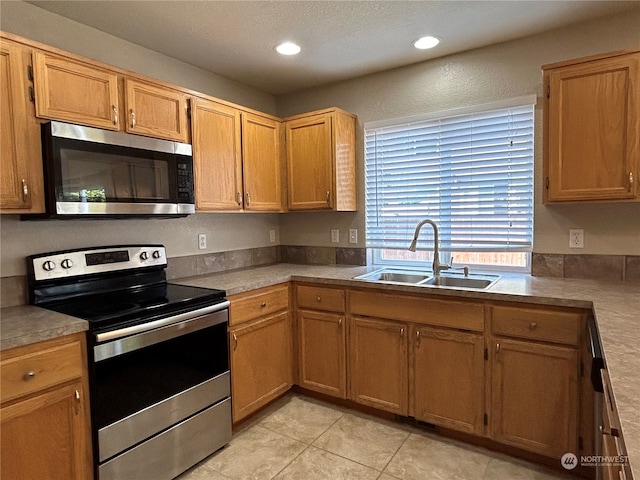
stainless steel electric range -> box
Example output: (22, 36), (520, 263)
(28, 245), (231, 480)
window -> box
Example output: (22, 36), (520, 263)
(365, 96), (535, 272)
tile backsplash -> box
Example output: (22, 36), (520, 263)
(532, 253), (640, 282)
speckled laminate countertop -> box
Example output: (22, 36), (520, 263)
(2, 263), (638, 476)
(174, 263), (640, 477)
(0, 305), (88, 351)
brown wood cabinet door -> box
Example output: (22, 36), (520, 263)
(33, 51), (119, 130)
(242, 113), (283, 211)
(490, 338), (579, 458)
(286, 114), (333, 210)
(124, 78), (189, 142)
(412, 326), (484, 434)
(1, 41), (44, 212)
(229, 311), (292, 422)
(297, 310), (346, 398)
(547, 53), (639, 201)
(349, 316), (408, 415)
(1, 382), (92, 480)
(192, 99), (243, 211)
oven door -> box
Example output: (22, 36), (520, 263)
(91, 305), (230, 464)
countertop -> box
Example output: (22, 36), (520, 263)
(2, 263), (638, 476)
(175, 263), (640, 477)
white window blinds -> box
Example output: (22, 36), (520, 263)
(365, 98), (534, 252)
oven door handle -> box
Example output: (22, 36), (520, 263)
(94, 301), (229, 362)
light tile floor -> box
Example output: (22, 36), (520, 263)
(177, 393), (577, 480)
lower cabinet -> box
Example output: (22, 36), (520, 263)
(349, 316), (408, 415)
(297, 309), (346, 398)
(490, 305), (581, 458)
(229, 310), (292, 422)
(0, 333), (92, 480)
(296, 284), (347, 398)
(228, 284), (292, 422)
(412, 326), (485, 435)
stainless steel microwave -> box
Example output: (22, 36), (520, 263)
(23, 121), (195, 219)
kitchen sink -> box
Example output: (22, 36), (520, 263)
(423, 273), (500, 289)
(354, 268), (500, 290)
(354, 268), (431, 284)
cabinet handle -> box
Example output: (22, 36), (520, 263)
(338, 318), (343, 330)
(529, 322), (537, 330)
(233, 333), (238, 351)
(600, 424), (620, 438)
(416, 329), (421, 348)
(21, 179), (28, 203)
(130, 109), (136, 128)
(630, 172), (634, 190)
(237, 192), (242, 206)
(112, 105), (118, 125)
(260, 302), (267, 308)
(23, 371), (36, 381)
(246, 192), (251, 206)
(496, 343), (501, 353)
(326, 190), (330, 206)
(74, 389), (81, 415)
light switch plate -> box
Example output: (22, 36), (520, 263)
(331, 229), (339, 243)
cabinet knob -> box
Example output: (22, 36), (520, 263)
(529, 322), (537, 330)
(23, 371), (36, 381)
(316, 296), (321, 302)
(260, 302), (267, 308)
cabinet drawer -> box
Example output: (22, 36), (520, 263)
(1, 339), (83, 404)
(296, 285), (345, 312)
(492, 305), (581, 345)
(229, 283), (289, 326)
(349, 290), (484, 331)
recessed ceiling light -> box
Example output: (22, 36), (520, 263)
(413, 36), (440, 50)
(275, 42), (301, 55)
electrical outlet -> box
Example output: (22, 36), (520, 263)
(198, 233), (207, 250)
(349, 229), (358, 244)
(269, 229), (276, 243)
(569, 229), (584, 248)
(330, 229), (340, 243)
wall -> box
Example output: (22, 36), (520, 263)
(0, 1), (280, 278)
(276, 10), (640, 257)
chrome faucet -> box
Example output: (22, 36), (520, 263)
(408, 219), (451, 275)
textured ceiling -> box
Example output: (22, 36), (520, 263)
(27, 0), (639, 95)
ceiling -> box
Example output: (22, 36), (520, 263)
(27, 1), (639, 95)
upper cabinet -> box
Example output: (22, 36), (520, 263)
(543, 50), (640, 203)
(285, 108), (356, 211)
(191, 98), (284, 212)
(0, 40), (44, 213)
(33, 51), (120, 131)
(33, 51), (189, 142)
(124, 78), (189, 142)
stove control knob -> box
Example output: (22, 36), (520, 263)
(152, 250), (161, 259)
(140, 251), (149, 261)
(61, 259), (73, 269)
(42, 260), (56, 271)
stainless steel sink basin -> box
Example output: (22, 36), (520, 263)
(423, 273), (500, 289)
(354, 268), (500, 289)
(354, 268), (431, 284)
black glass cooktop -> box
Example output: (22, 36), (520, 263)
(43, 283), (226, 334)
